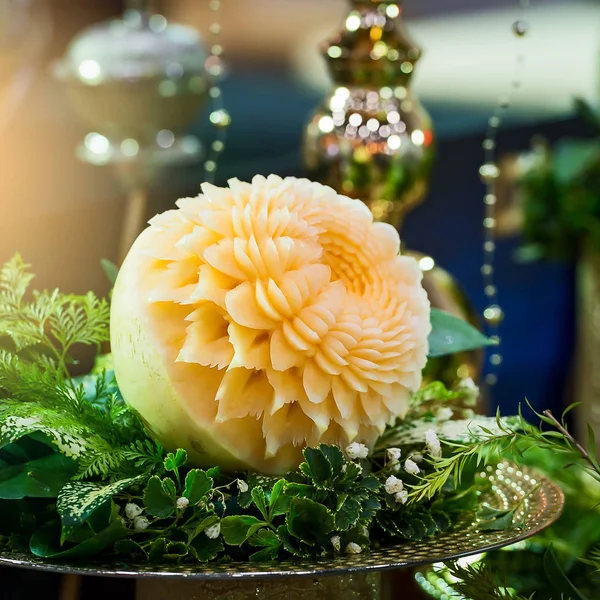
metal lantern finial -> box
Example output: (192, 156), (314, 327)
(303, 0), (434, 229)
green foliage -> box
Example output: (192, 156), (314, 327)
(57, 477), (143, 543)
(0, 256), (164, 483)
(30, 519), (128, 559)
(403, 406), (587, 504)
(100, 259), (119, 287)
(542, 546), (591, 600)
(448, 561), (533, 599)
(428, 309), (496, 358)
(517, 98), (600, 262)
(0, 453), (77, 500)
(0, 254), (591, 574)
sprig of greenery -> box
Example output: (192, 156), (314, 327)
(440, 404), (600, 600)
(517, 98), (600, 263)
(448, 561), (533, 600)
(407, 403), (600, 504)
(0, 255), (109, 377)
(0, 255), (162, 482)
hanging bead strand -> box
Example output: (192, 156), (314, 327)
(204, 0), (231, 183)
(480, 0), (530, 387)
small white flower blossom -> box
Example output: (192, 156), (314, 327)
(345, 442), (369, 460)
(346, 542), (362, 554)
(341, 464), (347, 473)
(134, 516), (150, 531)
(331, 535), (341, 551)
(391, 463), (402, 473)
(205, 523), (221, 539)
(394, 490), (409, 504)
(425, 429), (442, 458)
(404, 458), (421, 475)
(436, 406), (454, 422)
(386, 447), (402, 465)
(457, 377), (480, 407)
(384, 475), (404, 495)
(176, 497), (190, 510)
(409, 453), (424, 464)
(237, 479), (249, 493)
(125, 503), (143, 520)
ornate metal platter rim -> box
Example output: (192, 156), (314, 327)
(0, 463), (564, 580)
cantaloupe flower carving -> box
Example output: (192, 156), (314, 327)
(111, 175), (430, 474)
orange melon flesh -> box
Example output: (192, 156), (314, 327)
(110, 175), (430, 475)
(111, 230), (302, 475)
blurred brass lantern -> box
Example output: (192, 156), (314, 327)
(53, 6), (209, 180)
(303, 0), (435, 229)
(303, 0), (482, 391)
(53, 4), (210, 260)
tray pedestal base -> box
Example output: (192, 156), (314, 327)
(136, 571), (386, 599)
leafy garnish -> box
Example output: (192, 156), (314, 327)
(428, 308), (496, 357)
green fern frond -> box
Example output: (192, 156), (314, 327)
(0, 254), (34, 309)
(122, 439), (164, 470)
(0, 255), (109, 366)
(581, 545), (600, 573)
(0, 255), (159, 481)
(406, 405), (596, 504)
(448, 561), (534, 599)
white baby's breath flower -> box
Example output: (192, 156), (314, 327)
(205, 523), (221, 539)
(386, 447), (402, 465)
(425, 429), (442, 458)
(346, 542), (362, 554)
(125, 503), (143, 520)
(436, 406), (454, 422)
(237, 479), (249, 493)
(134, 516), (150, 531)
(404, 458), (421, 475)
(331, 535), (341, 551)
(345, 442), (369, 460)
(394, 490), (409, 504)
(457, 377), (480, 406)
(384, 475), (404, 495)
(176, 496), (190, 510)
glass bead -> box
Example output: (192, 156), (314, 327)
(209, 109), (231, 128)
(479, 164), (500, 182)
(484, 305), (504, 326)
(512, 20), (530, 36)
(485, 374), (498, 386)
(490, 354), (503, 366)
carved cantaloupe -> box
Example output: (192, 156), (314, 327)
(110, 175), (430, 474)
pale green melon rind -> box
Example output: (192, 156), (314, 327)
(110, 230), (301, 475)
